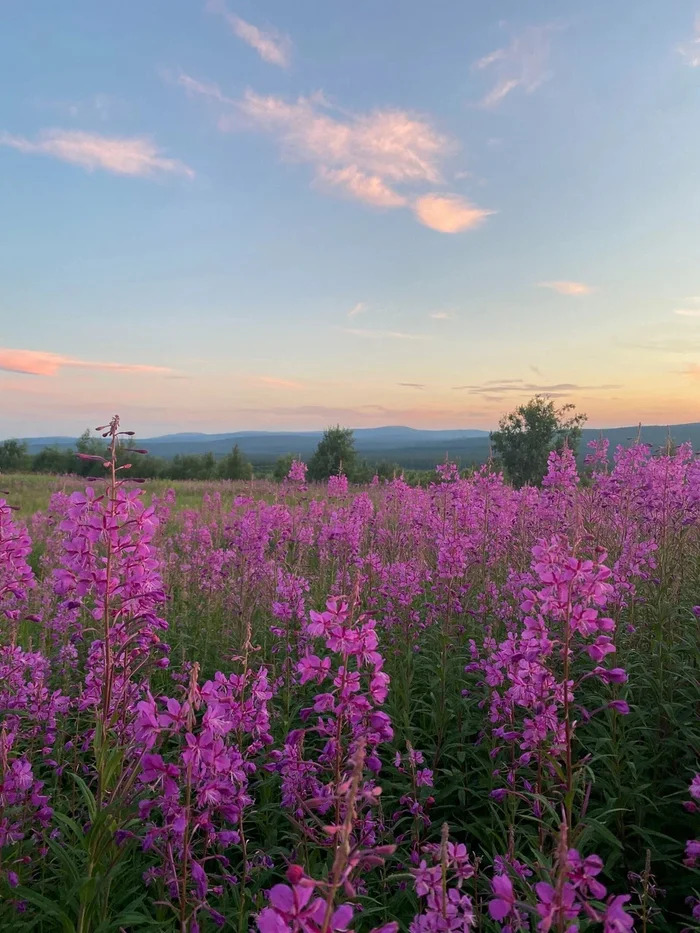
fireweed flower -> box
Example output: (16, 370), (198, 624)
(410, 832), (476, 932)
(603, 895), (634, 932)
(478, 527), (630, 812)
(0, 499), (35, 641)
(269, 597), (393, 845)
(489, 873), (516, 921)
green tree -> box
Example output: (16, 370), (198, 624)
(218, 444), (253, 480)
(273, 453), (295, 482)
(307, 426), (357, 482)
(0, 439), (29, 473)
(169, 452), (218, 481)
(491, 395), (587, 488)
(74, 428), (108, 477)
(374, 460), (401, 481)
(76, 428), (104, 456)
(32, 445), (75, 474)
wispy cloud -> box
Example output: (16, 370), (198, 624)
(413, 194), (494, 233)
(538, 280), (595, 296)
(453, 378), (620, 395)
(259, 376), (303, 389)
(342, 328), (424, 340)
(429, 310), (454, 320)
(473, 26), (553, 108)
(180, 78), (492, 231)
(675, 297), (700, 317)
(678, 15), (700, 67)
(232, 90), (446, 192)
(0, 348), (174, 377)
(206, 0), (291, 67)
(315, 165), (407, 208)
(177, 73), (234, 106)
(398, 382), (425, 389)
(348, 302), (368, 318)
(685, 363), (700, 379)
(0, 129), (194, 178)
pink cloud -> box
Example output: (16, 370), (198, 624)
(473, 26), (553, 108)
(675, 308), (700, 317)
(180, 80), (494, 231)
(685, 363), (700, 380)
(538, 280), (595, 296)
(234, 90), (449, 185)
(315, 166), (406, 208)
(0, 348), (174, 377)
(0, 130), (194, 178)
(413, 194), (494, 233)
(177, 73), (234, 105)
(206, 0), (291, 67)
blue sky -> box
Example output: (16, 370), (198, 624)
(1, 0), (700, 436)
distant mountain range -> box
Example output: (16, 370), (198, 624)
(11, 423), (700, 470)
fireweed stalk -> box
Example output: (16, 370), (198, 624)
(256, 742), (396, 933)
(0, 496), (35, 646)
(472, 527), (630, 840)
(268, 596), (393, 850)
(51, 416), (170, 929)
(488, 821), (634, 932)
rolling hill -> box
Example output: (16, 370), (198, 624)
(11, 422), (700, 470)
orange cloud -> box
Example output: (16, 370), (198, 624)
(473, 26), (553, 107)
(259, 376), (304, 389)
(413, 194), (494, 233)
(539, 281), (595, 296)
(0, 130), (194, 178)
(0, 348), (174, 377)
(684, 363), (700, 379)
(206, 0), (291, 67)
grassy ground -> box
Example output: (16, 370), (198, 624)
(0, 472), (263, 514)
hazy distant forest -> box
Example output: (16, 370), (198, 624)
(1, 396), (698, 487)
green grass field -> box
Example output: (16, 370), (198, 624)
(0, 472), (261, 514)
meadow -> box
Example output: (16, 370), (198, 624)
(1, 421), (699, 932)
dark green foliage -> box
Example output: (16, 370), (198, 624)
(169, 451), (218, 481)
(273, 453), (295, 481)
(0, 438), (29, 472)
(307, 425), (357, 481)
(218, 444), (253, 481)
(31, 445), (75, 474)
(491, 395), (587, 487)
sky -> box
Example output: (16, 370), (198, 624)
(1, 0), (700, 437)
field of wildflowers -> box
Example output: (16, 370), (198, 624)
(1, 415), (699, 932)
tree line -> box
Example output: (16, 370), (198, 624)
(0, 397), (589, 487)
